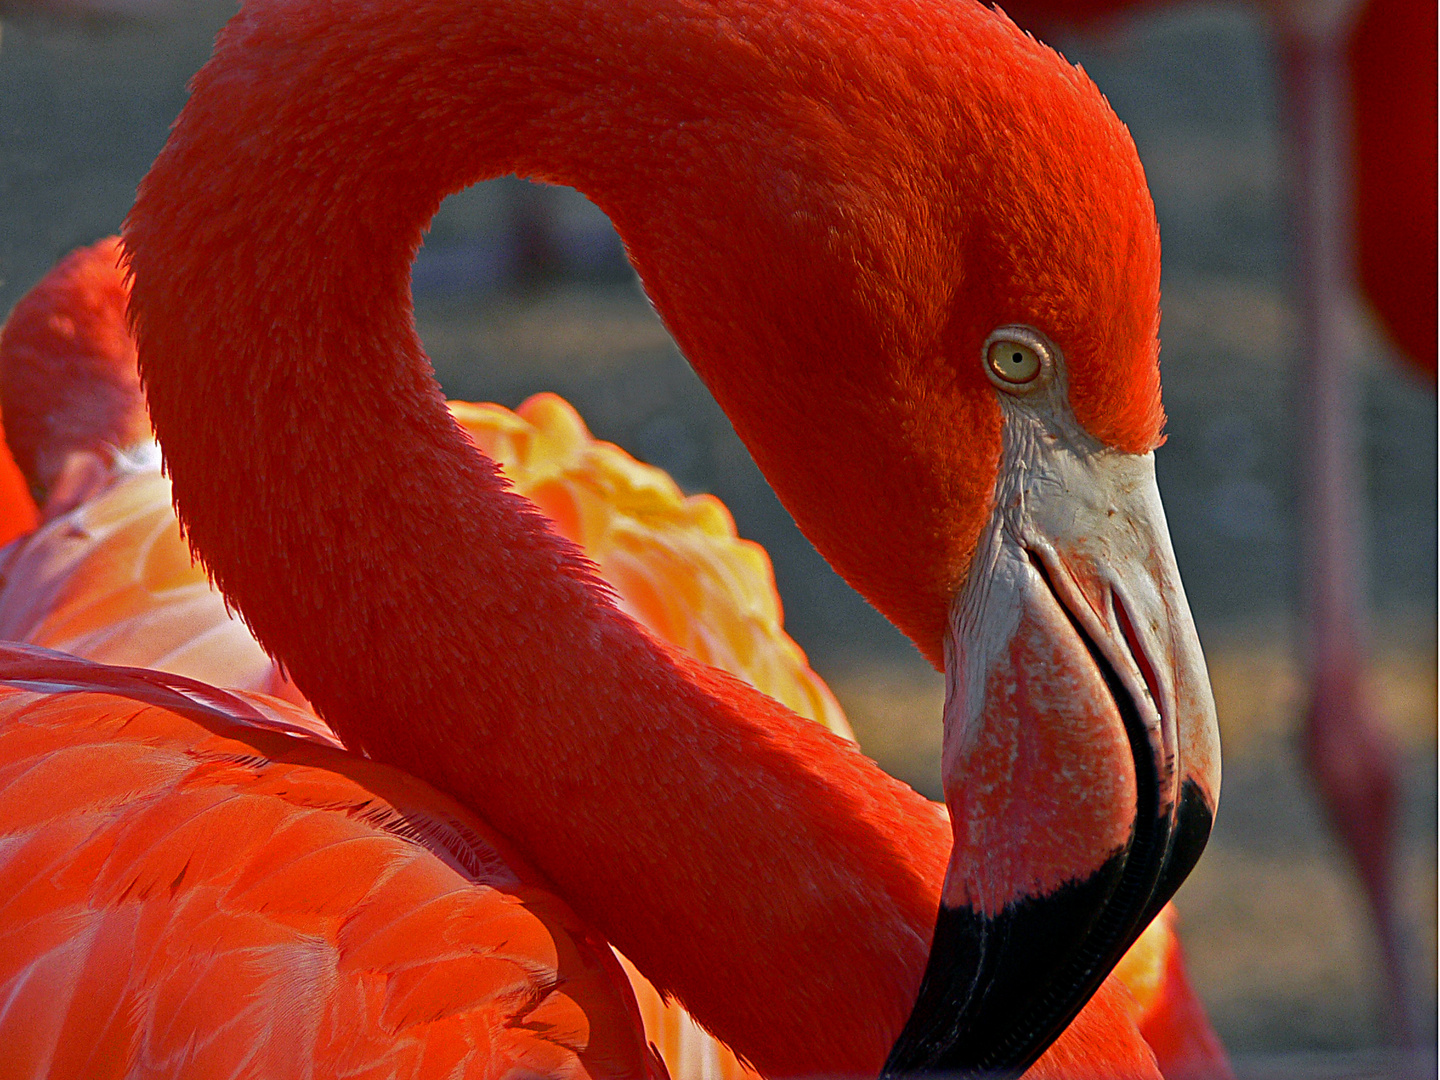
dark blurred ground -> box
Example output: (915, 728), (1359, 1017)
(0, 0), (1434, 1067)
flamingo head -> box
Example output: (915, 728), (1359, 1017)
(589, 4), (1222, 1073)
(0, 237), (149, 517)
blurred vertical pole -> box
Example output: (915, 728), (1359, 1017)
(508, 180), (564, 289)
(1275, 0), (1412, 1046)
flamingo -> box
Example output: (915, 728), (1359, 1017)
(0, 236), (1232, 1079)
(1346, 0), (1436, 382)
(0, 241), (1162, 1078)
(8, 0), (1224, 1073)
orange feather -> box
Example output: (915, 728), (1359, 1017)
(0, 645), (660, 1080)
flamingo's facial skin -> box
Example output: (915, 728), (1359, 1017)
(885, 327), (1220, 1076)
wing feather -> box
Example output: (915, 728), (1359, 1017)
(0, 645), (658, 1080)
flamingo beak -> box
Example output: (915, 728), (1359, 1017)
(884, 419), (1220, 1077)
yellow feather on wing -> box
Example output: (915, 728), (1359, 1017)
(451, 394), (853, 742)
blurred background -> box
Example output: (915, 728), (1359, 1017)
(0, 0), (1434, 1074)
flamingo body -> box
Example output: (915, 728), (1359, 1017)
(0, 645), (658, 1080)
(0, 236), (1223, 1077)
(0, 389), (1213, 1077)
(0, 390), (1155, 1080)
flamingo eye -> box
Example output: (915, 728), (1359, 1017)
(983, 326), (1053, 391)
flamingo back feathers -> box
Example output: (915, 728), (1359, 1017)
(0, 643), (660, 1080)
(0, 463), (302, 705)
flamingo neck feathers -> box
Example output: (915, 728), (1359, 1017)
(124, 1), (962, 1074)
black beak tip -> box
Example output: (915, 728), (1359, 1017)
(881, 851), (1127, 1079)
(883, 782), (1216, 1080)
(1146, 778), (1215, 926)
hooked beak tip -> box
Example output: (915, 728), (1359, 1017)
(887, 470), (1220, 1077)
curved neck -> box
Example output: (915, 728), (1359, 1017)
(125, 1), (956, 1074)
(132, 0), (1040, 664)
